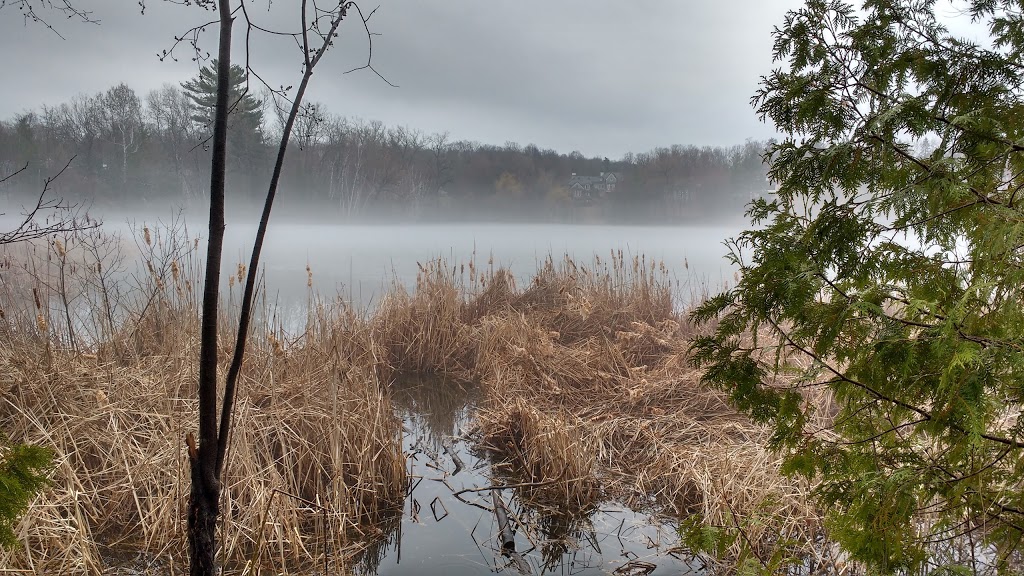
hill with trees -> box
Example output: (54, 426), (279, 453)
(0, 72), (769, 223)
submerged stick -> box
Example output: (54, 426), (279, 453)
(490, 490), (532, 574)
(442, 437), (465, 475)
(491, 490), (515, 552)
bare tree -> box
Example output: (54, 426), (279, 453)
(426, 130), (453, 195)
(182, 2), (387, 574)
(147, 84), (206, 200)
(99, 84), (144, 191)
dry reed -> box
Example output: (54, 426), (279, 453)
(369, 251), (830, 572)
(1, 223), (832, 574)
(0, 226), (406, 575)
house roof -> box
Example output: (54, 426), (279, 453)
(568, 172), (623, 184)
(568, 175), (609, 186)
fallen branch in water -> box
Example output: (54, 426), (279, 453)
(452, 477), (590, 498)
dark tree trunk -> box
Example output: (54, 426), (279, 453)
(218, 0), (354, 480)
(186, 5), (354, 574)
(189, 1), (233, 575)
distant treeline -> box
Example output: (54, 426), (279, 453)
(0, 76), (770, 223)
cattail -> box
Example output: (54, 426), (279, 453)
(96, 261), (103, 274)
(143, 226), (152, 246)
(236, 263), (246, 285)
(269, 333), (283, 357)
(36, 313), (47, 333)
(228, 275), (236, 288)
(32, 287), (41, 310)
(54, 238), (65, 257)
(171, 260), (179, 281)
(306, 264), (313, 288)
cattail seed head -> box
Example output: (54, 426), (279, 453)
(54, 238), (65, 257)
(143, 227), (151, 246)
(269, 333), (283, 357)
(36, 313), (47, 333)
(32, 287), (41, 311)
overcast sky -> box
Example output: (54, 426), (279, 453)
(0, 1), (808, 158)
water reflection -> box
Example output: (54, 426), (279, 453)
(357, 375), (693, 576)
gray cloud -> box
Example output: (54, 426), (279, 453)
(1, 0), (801, 157)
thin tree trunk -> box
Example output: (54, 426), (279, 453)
(189, 1), (233, 574)
(218, 0), (351, 478)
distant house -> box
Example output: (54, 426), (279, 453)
(568, 172), (621, 202)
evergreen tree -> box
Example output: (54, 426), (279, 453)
(181, 61), (265, 185)
(0, 438), (51, 548)
(181, 61), (263, 136)
(691, 0), (1024, 572)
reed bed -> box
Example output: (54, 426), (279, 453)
(1, 225), (830, 574)
(375, 253), (830, 572)
(0, 226), (406, 575)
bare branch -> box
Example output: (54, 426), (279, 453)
(342, 3), (398, 87)
(0, 157), (99, 246)
(0, 0), (98, 39)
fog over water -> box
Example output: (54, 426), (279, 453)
(110, 215), (744, 311)
(1, 194), (746, 326)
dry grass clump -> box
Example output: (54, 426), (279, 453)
(511, 253), (678, 345)
(473, 312), (631, 392)
(0, 226), (406, 575)
(0, 334), (405, 575)
(479, 399), (602, 512)
(372, 258), (475, 377)
(475, 351), (821, 572)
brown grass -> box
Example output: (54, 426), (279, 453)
(0, 225), (406, 575)
(0, 224), (831, 574)
(370, 251), (829, 572)
(372, 259), (475, 378)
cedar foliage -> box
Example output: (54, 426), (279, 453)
(0, 438), (51, 548)
(691, 0), (1024, 572)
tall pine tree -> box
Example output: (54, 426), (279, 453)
(182, 61), (265, 192)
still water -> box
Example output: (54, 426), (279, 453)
(365, 377), (695, 576)
(213, 221), (742, 309)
